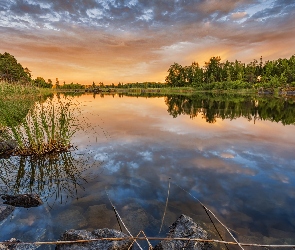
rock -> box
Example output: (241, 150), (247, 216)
(154, 214), (211, 250)
(56, 228), (133, 250)
(0, 238), (38, 250)
(1, 194), (43, 208)
(0, 205), (14, 222)
(0, 140), (17, 155)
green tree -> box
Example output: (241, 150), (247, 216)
(165, 63), (185, 87)
(0, 52), (32, 84)
(204, 56), (222, 83)
(34, 77), (53, 88)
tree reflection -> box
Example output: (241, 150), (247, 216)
(164, 94), (295, 125)
(0, 151), (99, 205)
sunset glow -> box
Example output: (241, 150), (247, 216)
(1, 0), (294, 84)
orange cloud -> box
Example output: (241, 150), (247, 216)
(1, 0), (294, 84)
(231, 11), (248, 19)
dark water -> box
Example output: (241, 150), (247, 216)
(1, 93), (295, 249)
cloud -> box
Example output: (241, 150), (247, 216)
(231, 11), (248, 19)
(0, 0), (294, 83)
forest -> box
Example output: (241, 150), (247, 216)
(165, 55), (295, 90)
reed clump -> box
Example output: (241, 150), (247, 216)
(3, 98), (79, 156)
(0, 81), (39, 96)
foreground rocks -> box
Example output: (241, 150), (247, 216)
(154, 214), (211, 250)
(55, 214), (210, 250)
(1, 194), (43, 208)
(0, 238), (38, 250)
(55, 228), (133, 250)
(0, 213), (210, 250)
(0, 140), (17, 156)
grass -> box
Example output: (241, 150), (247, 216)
(2, 98), (79, 156)
(0, 81), (39, 96)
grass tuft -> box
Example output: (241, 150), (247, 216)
(3, 98), (79, 156)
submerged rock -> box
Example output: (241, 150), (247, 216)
(154, 214), (211, 250)
(0, 238), (38, 250)
(0, 140), (17, 156)
(1, 194), (43, 208)
(0, 205), (14, 222)
(56, 228), (133, 250)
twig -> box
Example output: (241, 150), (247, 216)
(159, 178), (171, 234)
(138, 230), (153, 250)
(105, 188), (143, 250)
(0, 237), (294, 248)
(203, 205), (230, 250)
(112, 204), (123, 232)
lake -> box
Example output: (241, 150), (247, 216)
(1, 92), (295, 249)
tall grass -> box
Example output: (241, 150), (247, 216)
(0, 81), (39, 96)
(3, 98), (79, 156)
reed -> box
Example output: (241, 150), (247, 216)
(0, 81), (39, 96)
(3, 98), (79, 156)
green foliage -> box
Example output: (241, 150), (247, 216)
(166, 63), (186, 87)
(2, 98), (79, 156)
(34, 77), (53, 88)
(0, 81), (39, 96)
(58, 82), (85, 89)
(165, 54), (295, 91)
(0, 52), (32, 84)
(0, 81), (52, 129)
(113, 81), (165, 89)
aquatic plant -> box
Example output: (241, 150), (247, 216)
(3, 98), (79, 156)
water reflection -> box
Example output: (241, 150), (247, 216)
(0, 93), (54, 128)
(0, 151), (99, 205)
(164, 93), (295, 125)
(0, 92), (295, 248)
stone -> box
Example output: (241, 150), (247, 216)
(153, 214), (211, 250)
(0, 238), (38, 250)
(56, 228), (133, 250)
(0, 205), (14, 222)
(1, 194), (43, 208)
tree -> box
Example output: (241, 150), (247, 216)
(188, 62), (203, 88)
(0, 52), (32, 84)
(34, 77), (53, 88)
(56, 78), (60, 89)
(165, 63), (185, 87)
(204, 56), (222, 83)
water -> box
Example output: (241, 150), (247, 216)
(0, 92), (295, 249)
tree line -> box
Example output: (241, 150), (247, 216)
(2, 51), (295, 91)
(165, 55), (295, 90)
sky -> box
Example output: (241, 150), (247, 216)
(0, 0), (295, 84)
